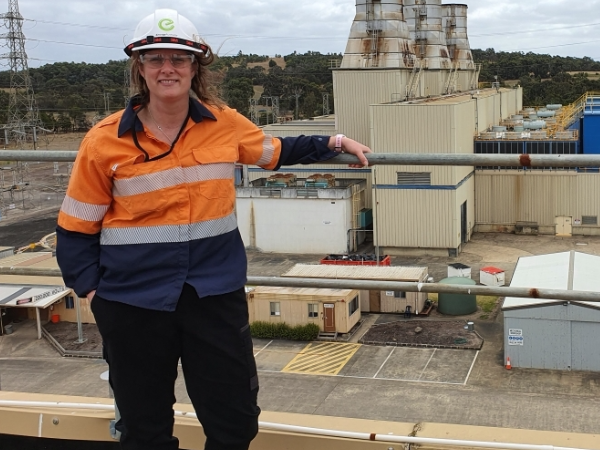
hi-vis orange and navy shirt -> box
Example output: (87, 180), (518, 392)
(56, 97), (338, 311)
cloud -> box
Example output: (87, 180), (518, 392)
(8, 0), (600, 67)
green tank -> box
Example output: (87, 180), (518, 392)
(438, 277), (477, 315)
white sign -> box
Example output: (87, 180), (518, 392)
(574, 219), (581, 226)
(508, 335), (524, 346)
(385, 291), (394, 296)
(508, 328), (522, 336)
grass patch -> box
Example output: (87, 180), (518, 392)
(477, 295), (498, 313)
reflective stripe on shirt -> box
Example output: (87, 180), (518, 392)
(257, 134), (276, 166)
(100, 212), (238, 245)
(61, 195), (110, 222)
(113, 163), (235, 197)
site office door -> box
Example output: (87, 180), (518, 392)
(323, 303), (336, 332)
(555, 216), (572, 236)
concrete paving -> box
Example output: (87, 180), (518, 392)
(3, 231), (600, 436)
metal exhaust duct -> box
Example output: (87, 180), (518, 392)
(443, 4), (474, 69)
(341, 0), (416, 69)
(403, 0), (452, 69)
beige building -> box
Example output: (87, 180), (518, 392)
(282, 264), (429, 314)
(247, 286), (361, 334)
(0, 252), (94, 326)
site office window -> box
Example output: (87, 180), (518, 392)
(308, 303), (319, 318)
(348, 295), (359, 316)
(270, 302), (281, 316)
(394, 291), (406, 298)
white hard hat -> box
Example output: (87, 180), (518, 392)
(124, 9), (208, 56)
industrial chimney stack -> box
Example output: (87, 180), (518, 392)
(403, 0), (452, 69)
(443, 4), (474, 69)
(341, 0), (416, 69)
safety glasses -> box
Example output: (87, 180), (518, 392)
(140, 53), (196, 69)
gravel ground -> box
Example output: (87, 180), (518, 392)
(359, 319), (483, 349)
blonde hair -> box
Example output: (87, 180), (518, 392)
(129, 44), (224, 109)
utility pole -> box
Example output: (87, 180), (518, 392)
(123, 67), (131, 107)
(104, 92), (111, 116)
(293, 88), (303, 120)
(0, 0), (44, 148)
(271, 96), (279, 124)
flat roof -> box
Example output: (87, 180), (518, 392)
(502, 251), (600, 310)
(282, 264), (428, 281)
(251, 286), (355, 297)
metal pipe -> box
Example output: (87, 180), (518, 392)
(1, 151), (599, 168)
(2, 266), (599, 303)
(0, 400), (591, 450)
(248, 276), (600, 303)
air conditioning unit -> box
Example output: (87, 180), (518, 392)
(515, 221), (539, 235)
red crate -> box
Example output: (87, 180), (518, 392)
(320, 255), (391, 266)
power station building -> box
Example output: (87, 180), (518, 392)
(238, 0), (599, 256)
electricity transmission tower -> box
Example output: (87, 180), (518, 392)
(0, 0), (46, 148)
(322, 93), (330, 116)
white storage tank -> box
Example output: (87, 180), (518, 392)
(480, 266), (505, 286)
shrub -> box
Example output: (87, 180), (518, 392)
(250, 321), (320, 341)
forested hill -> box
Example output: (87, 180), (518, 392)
(473, 49), (600, 105)
(0, 49), (598, 131)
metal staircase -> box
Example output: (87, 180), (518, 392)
(407, 60), (423, 99)
(445, 62), (460, 94)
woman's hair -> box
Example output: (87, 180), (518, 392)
(129, 43), (225, 109)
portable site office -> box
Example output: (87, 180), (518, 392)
(281, 264), (429, 315)
(247, 286), (361, 334)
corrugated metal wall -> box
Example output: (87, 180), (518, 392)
(333, 70), (411, 146)
(369, 98), (478, 251)
(504, 304), (600, 371)
(473, 87), (521, 133)
(475, 172), (600, 228)
(375, 188), (455, 248)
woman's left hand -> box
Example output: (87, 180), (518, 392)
(328, 135), (372, 167)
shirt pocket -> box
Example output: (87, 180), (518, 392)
(112, 162), (172, 215)
(191, 146), (238, 200)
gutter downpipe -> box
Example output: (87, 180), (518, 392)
(0, 400), (591, 450)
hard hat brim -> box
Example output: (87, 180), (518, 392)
(124, 37), (208, 57)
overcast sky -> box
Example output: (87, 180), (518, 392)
(7, 0), (600, 69)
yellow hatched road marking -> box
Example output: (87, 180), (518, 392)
(282, 342), (361, 376)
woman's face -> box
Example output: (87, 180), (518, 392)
(138, 49), (196, 104)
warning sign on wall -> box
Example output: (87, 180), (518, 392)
(508, 329), (524, 345)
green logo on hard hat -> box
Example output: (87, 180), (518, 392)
(158, 18), (175, 31)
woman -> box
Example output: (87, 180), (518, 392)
(56, 8), (371, 450)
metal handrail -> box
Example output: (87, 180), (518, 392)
(5, 151), (600, 168)
(2, 266), (599, 303)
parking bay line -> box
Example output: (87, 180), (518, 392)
(254, 340), (273, 357)
(417, 348), (437, 381)
(372, 347), (395, 379)
(463, 350), (480, 385)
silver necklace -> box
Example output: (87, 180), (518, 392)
(147, 109), (178, 144)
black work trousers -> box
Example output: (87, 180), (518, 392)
(91, 284), (260, 450)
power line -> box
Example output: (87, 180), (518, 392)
(470, 21), (600, 37)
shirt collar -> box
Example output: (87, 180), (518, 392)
(118, 96), (217, 137)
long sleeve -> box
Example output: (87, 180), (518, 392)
(275, 135), (337, 169)
(56, 134), (113, 297)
